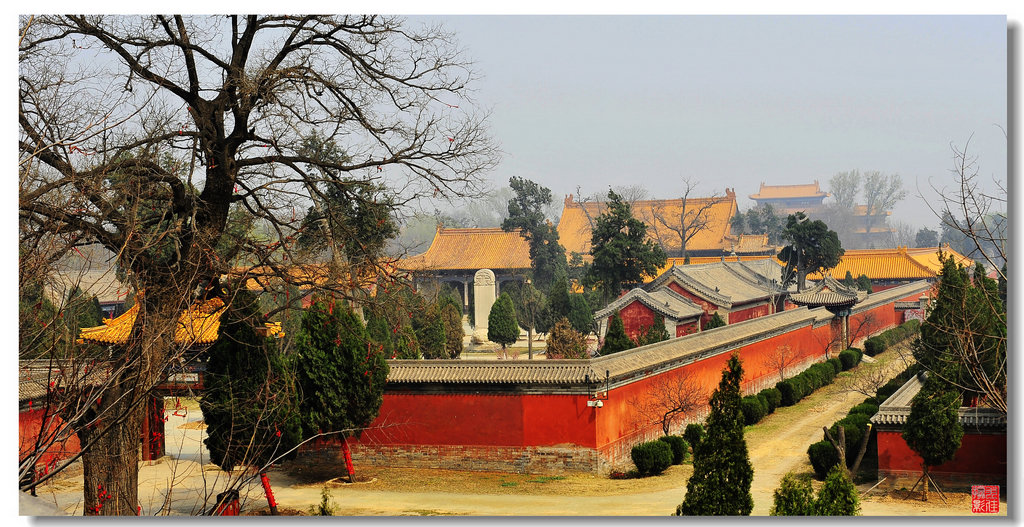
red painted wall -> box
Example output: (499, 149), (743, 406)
(849, 303), (898, 346)
(19, 408), (80, 474)
(667, 283), (721, 324)
(618, 301), (657, 341)
(676, 321), (699, 337)
(728, 302), (770, 324)
(877, 430), (1006, 479)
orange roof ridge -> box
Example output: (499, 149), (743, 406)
(749, 181), (828, 200)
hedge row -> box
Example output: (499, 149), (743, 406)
(741, 387), (783, 426)
(776, 352), (859, 408)
(863, 319), (921, 356)
(806, 359), (923, 478)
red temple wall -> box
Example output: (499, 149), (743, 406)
(876, 430), (1006, 482)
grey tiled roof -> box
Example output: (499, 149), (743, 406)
(593, 287), (703, 320)
(871, 374), (1006, 428)
(790, 275), (866, 307)
(850, 280), (929, 315)
(646, 262), (777, 308)
(387, 360), (598, 384)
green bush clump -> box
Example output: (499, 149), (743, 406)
(838, 349), (860, 370)
(760, 388), (782, 413)
(683, 423), (706, 450)
(657, 435), (689, 465)
(769, 472), (816, 516)
(776, 379), (799, 407)
(807, 440), (840, 479)
(741, 395), (767, 425)
(631, 440), (673, 476)
(826, 357), (843, 376)
(757, 393), (770, 415)
(847, 403), (879, 417)
(863, 336), (885, 356)
(815, 466), (861, 515)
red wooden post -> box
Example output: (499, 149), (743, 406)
(260, 472), (279, 515)
(342, 438), (355, 483)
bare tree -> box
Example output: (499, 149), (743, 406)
(629, 373), (706, 436)
(828, 170), (861, 208)
(20, 15), (497, 515)
(862, 171), (907, 235)
(650, 178), (725, 259)
(887, 221), (917, 248)
(766, 345), (800, 382)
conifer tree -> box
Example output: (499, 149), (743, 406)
(545, 317), (589, 359)
(487, 292), (519, 351)
(814, 465), (861, 515)
(769, 473), (815, 516)
(600, 312), (633, 354)
(901, 380), (964, 501)
(678, 353), (753, 516)
(637, 314), (670, 346)
(704, 312), (726, 330)
(439, 297), (464, 359)
(202, 290), (302, 472)
(294, 298), (389, 479)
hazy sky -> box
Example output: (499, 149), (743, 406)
(415, 15), (1007, 229)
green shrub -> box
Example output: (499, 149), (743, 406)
(814, 465), (860, 515)
(826, 358), (843, 376)
(631, 440), (673, 476)
(807, 440), (840, 479)
(658, 435), (689, 465)
(792, 375), (810, 400)
(741, 395), (767, 425)
(863, 336), (885, 356)
(756, 393), (770, 415)
(760, 388), (782, 413)
(683, 423), (706, 450)
(769, 472), (816, 516)
(848, 403), (879, 417)
(777, 379), (798, 406)
(838, 349), (859, 370)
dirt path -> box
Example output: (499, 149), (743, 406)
(33, 345), (1006, 516)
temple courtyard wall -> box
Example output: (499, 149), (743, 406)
(304, 281), (932, 474)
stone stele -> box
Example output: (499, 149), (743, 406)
(472, 269), (496, 344)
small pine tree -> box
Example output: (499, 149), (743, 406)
(415, 303), (447, 359)
(678, 353), (753, 515)
(439, 299), (464, 359)
(394, 325), (420, 359)
(841, 271), (856, 289)
(901, 381), (964, 500)
(769, 472), (815, 516)
(600, 312), (633, 355)
(202, 290), (302, 472)
(637, 314), (670, 346)
(294, 298), (389, 442)
(814, 465), (861, 515)
(704, 312), (726, 330)
(545, 317), (588, 359)
(365, 310), (394, 358)
(487, 293), (519, 351)
(856, 274), (873, 293)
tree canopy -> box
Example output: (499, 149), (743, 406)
(585, 190), (667, 302)
(778, 212), (844, 291)
(487, 293), (519, 350)
(502, 177), (567, 291)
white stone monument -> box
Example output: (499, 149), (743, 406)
(472, 269), (497, 343)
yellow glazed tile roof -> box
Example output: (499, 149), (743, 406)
(556, 192), (753, 256)
(749, 181), (828, 200)
(78, 298), (227, 347)
(398, 227), (531, 271)
(806, 246), (973, 281)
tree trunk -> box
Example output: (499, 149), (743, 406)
(79, 290), (181, 515)
(849, 423), (873, 475)
(527, 327), (533, 360)
(342, 438), (355, 483)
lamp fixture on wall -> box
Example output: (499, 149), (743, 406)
(585, 369), (610, 408)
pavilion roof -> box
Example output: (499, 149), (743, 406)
(646, 261), (781, 308)
(789, 275), (866, 308)
(397, 227), (531, 272)
(556, 191), (764, 257)
(749, 181), (829, 200)
(76, 298), (285, 347)
(78, 298), (227, 347)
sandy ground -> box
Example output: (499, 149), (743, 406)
(30, 345), (1007, 516)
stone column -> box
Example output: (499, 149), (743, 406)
(472, 269), (496, 343)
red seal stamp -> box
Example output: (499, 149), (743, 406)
(971, 485), (999, 513)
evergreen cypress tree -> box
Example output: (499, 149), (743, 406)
(769, 473), (815, 516)
(439, 298), (464, 359)
(600, 312), (633, 354)
(414, 303), (447, 359)
(901, 380), (964, 501)
(294, 298), (389, 443)
(487, 293), (519, 351)
(365, 310), (394, 358)
(814, 465), (861, 515)
(704, 312), (726, 330)
(394, 325), (420, 359)
(637, 314), (670, 346)
(678, 353), (753, 516)
(202, 290), (302, 472)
